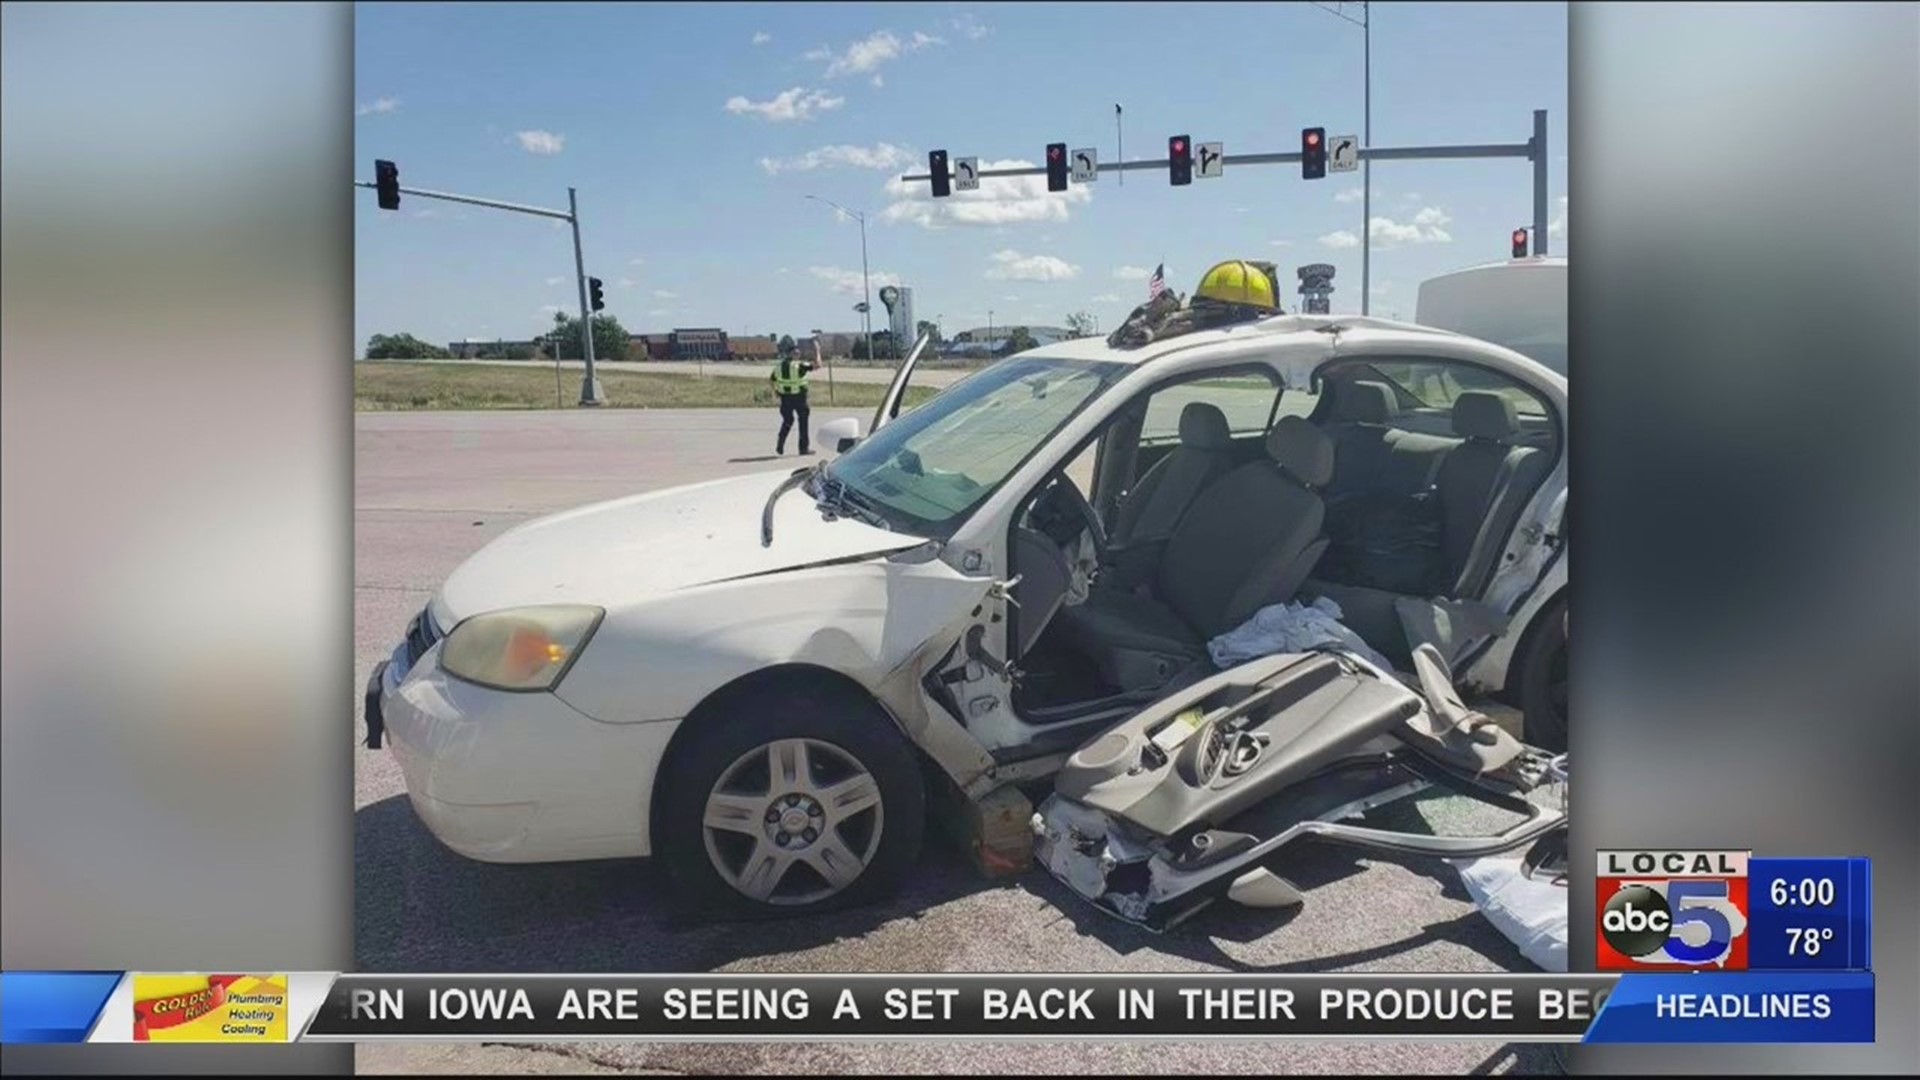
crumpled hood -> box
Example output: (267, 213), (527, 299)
(435, 469), (924, 625)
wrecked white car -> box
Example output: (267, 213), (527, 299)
(366, 310), (1569, 922)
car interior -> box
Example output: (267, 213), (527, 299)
(1004, 357), (1561, 728)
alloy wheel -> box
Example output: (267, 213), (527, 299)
(700, 737), (885, 905)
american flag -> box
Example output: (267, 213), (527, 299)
(1146, 263), (1166, 300)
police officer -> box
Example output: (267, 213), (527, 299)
(770, 338), (827, 455)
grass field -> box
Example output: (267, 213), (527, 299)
(354, 361), (941, 412)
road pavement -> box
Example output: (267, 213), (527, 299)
(354, 407), (1559, 1075)
(393, 357), (977, 388)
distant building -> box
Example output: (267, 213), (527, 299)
(728, 335), (778, 361)
(669, 328), (728, 360)
(629, 333), (674, 360)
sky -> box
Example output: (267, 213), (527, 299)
(353, 1), (1566, 351)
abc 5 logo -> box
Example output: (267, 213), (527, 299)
(1597, 878), (1749, 970)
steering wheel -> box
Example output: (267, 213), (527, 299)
(1033, 473), (1109, 567)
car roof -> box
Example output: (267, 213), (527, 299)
(1017, 312), (1479, 367)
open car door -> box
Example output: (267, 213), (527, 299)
(1033, 644), (1566, 930)
(869, 330), (937, 436)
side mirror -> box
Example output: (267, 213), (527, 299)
(816, 416), (863, 454)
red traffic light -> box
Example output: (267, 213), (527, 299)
(1172, 139), (1186, 152)
(1306, 132), (1321, 146)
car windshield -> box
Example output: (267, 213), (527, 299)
(822, 354), (1127, 539)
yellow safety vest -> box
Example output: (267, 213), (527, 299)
(771, 358), (809, 396)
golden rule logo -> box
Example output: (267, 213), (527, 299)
(131, 974), (290, 1042)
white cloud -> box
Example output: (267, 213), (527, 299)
(950, 13), (991, 40)
(808, 265), (902, 296)
(803, 46), (832, 61)
(537, 304), (564, 315)
(1269, 239), (1295, 248)
(759, 142), (915, 175)
(724, 87), (845, 123)
(647, 307), (675, 317)
(1320, 230), (1361, 249)
(1369, 207), (1453, 247)
(752, 31), (772, 45)
(544, 276), (565, 286)
(514, 130), (565, 155)
(1112, 265), (1152, 281)
(910, 30), (944, 49)
(776, 267), (792, 275)
(652, 289), (677, 299)
(628, 256), (646, 266)
(1334, 187), (1364, 204)
(1090, 293), (1121, 303)
(356, 97), (399, 116)
(617, 278), (639, 289)
(880, 157), (1092, 229)
(817, 29), (941, 79)
(985, 249), (1080, 282)
(1370, 280), (1394, 296)
(871, 74), (884, 88)
(411, 208), (438, 219)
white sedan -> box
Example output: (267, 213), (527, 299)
(366, 312), (1568, 918)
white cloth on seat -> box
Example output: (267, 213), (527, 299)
(1206, 595), (1393, 672)
(1451, 854), (1569, 972)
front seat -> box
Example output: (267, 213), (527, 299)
(1055, 416), (1336, 693)
(1108, 402), (1236, 546)
(1436, 391), (1551, 598)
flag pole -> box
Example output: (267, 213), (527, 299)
(1115, 103), (1124, 187)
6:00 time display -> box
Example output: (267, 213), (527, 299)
(1770, 877), (1837, 907)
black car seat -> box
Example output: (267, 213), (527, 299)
(1435, 391), (1552, 597)
(1108, 402), (1236, 546)
(1055, 416), (1336, 693)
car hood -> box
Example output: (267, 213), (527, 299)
(434, 469), (926, 625)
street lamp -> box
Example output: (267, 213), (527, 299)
(1312, 0), (1371, 315)
(806, 195), (873, 365)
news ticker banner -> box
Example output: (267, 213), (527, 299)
(0, 971), (1875, 1045)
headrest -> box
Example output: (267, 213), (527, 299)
(1452, 391), (1520, 442)
(1328, 379), (1400, 424)
(1266, 415), (1335, 489)
(1177, 402), (1232, 451)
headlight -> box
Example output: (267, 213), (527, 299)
(438, 605), (604, 691)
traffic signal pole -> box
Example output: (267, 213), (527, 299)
(354, 172), (606, 405)
(904, 109), (1552, 270)
(566, 187), (603, 406)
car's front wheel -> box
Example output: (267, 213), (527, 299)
(655, 682), (925, 918)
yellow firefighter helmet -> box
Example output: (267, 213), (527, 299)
(1194, 259), (1282, 312)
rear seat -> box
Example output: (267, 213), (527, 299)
(1307, 390), (1552, 665)
(1436, 391), (1551, 598)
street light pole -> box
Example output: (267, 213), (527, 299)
(1312, 1), (1372, 315)
(1362, 0), (1371, 316)
(807, 195), (874, 365)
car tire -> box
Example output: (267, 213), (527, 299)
(1516, 595), (1569, 752)
(655, 681), (926, 920)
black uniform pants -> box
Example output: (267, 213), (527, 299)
(777, 392), (810, 453)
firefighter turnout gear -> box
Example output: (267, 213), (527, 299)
(771, 355), (818, 455)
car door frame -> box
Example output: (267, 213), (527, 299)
(867, 330), (937, 437)
(931, 333), (1336, 762)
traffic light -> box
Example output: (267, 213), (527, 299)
(1168, 135), (1192, 186)
(374, 159), (400, 210)
(1300, 128), (1326, 180)
(929, 149), (951, 198)
(1046, 142), (1068, 192)
(589, 277), (605, 312)
(1511, 228), (1530, 259)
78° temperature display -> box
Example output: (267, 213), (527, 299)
(1747, 858), (1872, 971)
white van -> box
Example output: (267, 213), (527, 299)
(1415, 256), (1567, 377)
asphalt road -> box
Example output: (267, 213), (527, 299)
(400, 357), (978, 388)
(354, 408), (1560, 1076)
